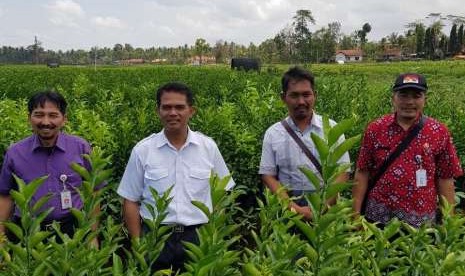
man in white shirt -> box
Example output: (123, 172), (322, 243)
(117, 82), (235, 271)
(259, 66), (350, 220)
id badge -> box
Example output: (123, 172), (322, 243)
(416, 169), (427, 187)
(61, 191), (72, 209)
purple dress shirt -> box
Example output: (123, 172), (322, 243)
(0, 133), (91, 220)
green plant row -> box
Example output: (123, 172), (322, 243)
(2, 119), (465, 275)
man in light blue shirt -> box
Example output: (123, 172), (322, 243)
(259, 67), (350, 220)
(117, 82), (234, 271)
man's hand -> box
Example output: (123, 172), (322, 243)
(290, 202), (312, 220)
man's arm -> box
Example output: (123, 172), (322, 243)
(352, 169), (369, 216)
(261, 174), (312, 220)
(0, 195), (13, 235)
(123, 199), (142, 239)
(437, 178), (456, 215)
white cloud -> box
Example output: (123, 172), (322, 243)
(4, 0), (465, 50)
(46, 0), (84, 27)
(93, 16), (126, 29)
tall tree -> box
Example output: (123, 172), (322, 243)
(194, 38), (210, 65)
(213, 40), (226, 63)
(27, 36), (43, 64)
(292, 9), (315, 63)
(415, 23), (426, 55)
(313, 22), (341, 62)
(458, 24), (464, 53)
(339, 34), (357, 49)
(113, 43), (123, 61)
(449, 24), (458, 55)
(274, 26), (293, 63)
(258, 38), (278, 63)
(357, 23), (372, 47)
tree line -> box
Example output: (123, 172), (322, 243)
(1, 11), (464, 65)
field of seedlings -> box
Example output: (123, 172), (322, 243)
(0, 61), (465, 275)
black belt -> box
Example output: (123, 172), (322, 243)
(42, 215), (75, 226)
(13, 215), (74, 225)
(168, 224), (203, 233)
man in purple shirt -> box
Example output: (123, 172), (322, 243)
(0, 91), (93, 242)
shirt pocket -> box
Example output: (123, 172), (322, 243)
(59, 165), (84, 192)
(186, 168), (211, 199)
(272, 140), (295, 169)
(144, 168), (171, 195)
(65, 171), (83, 189)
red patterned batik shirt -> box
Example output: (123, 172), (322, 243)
(357, 114), (463, 227)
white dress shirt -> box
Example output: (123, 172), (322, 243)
(259, 113), (350, 191)
(117, 128), (235, 225)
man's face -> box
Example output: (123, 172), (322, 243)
(29, 101), (67, 146)
(282, 79), (316, 121)
(392, 89), (426, 122)
(157, 91), (194, 133)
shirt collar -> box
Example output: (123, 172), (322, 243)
(156, 127), (200, 148)
(31, 133), (66, 152)
(391, 112), (424, 129)
(286, 112), (322, 132)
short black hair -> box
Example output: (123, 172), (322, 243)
(156, 82), (194, 107)
(28, 91), (67, 115)
(281, 66), (315, 94)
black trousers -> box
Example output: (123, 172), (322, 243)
(144, 223), (201, 273)
(7, 215), (77, 243)
(289, 190), (311, 207)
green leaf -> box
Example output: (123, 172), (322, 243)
(112, 253), (124, 275)
(379, 257), (404, 270)
(325, 183), (352, 201)
(31, 194), (53, 213)
(327, 118), (355, 147)
(93, 169), (113, 188)
(29, 231), (52, 247)
(311, 132), (329, 164)
(299, 166), (321, 192)
(303, 244), (318, 263)
(322, 115), (331, 141)
(183, 241), (204, 261)
(292, 218), (316, 244)
(329, 135), (361, 165)
(307, 193), (321, 215)
(383, 219), (401, 240)
(10, 190), (27, 207)
(21, 175), (48, 200)
(8, 243), (27, 260)
(70, 162), (91, 181)
(320, 266), (343, 276)
(317, 214), (338, 233)
(70, 208), (85, 226)
(243, 263), (262, 276)
(4, 222), (23, 240)
(191, 200), (211, 217)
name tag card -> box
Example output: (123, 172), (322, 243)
(61, 191), (72, 209)
(416, 169), (427, 187)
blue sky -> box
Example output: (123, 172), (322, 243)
(1, 0), (464, 50)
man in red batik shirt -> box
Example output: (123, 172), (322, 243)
(352, 73), (463, 228)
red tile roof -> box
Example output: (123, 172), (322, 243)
(336, 49), (363, 56)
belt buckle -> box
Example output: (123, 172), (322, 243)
(44, 221), (55, 232)
(173, 225), (184, 233)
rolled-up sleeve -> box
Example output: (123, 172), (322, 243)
(212, 144), (236, 190)
(0, 152), (14, 195)
(258, 130), (277, 176)
(117, 149), (144, 202)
